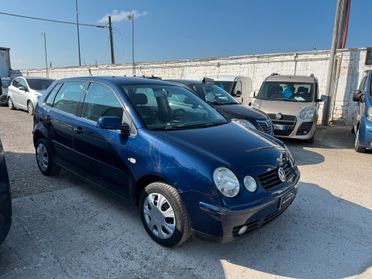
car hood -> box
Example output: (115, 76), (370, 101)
(252, 99), (314, 116)
(214, 104), (268, 120)
(151, 122), (285, 172)
(30, 89), (46, 96)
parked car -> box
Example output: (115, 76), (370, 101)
(33, 77), (300, 247)
(251, 74), (323, 143)
(0, 137), (12, 245)
(0, 77), (11, 106)
(204, 75), (252, 104)
(352, 70), (372, 153)
(8, 76), (54, 115)
(167, 79), (273, 135)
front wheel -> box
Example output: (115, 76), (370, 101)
(354, 127), (366, 153)
(35, 138), (61, 176)
(140, 182), (191, 247)
(8, 98), (14, 110)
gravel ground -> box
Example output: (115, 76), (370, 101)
(0, 106), (371, 279)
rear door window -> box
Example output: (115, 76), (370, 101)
(81, 82), (123, 122)
(45, 83), (63, 106)
(53, 82), (85, 115)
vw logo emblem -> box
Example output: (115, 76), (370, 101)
(278, 167), (286, 182)
(275, 113), (283, 120)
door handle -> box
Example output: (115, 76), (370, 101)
(74, 126), (83, 134)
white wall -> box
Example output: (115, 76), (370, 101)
(19, 48), (372, 125)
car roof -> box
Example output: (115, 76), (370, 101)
(23, 76), (54, 80)
(60, 76), (178, 86)
(265, 75), (317, 83)
(166, 79), (204, 86)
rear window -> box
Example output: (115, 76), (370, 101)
(27, 79), (54, 91)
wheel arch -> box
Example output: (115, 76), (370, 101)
(134, 174), (169, 206)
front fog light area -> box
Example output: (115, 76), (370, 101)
(244, 176), (257, 192)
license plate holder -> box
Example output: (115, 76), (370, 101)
(274, 124), (286, 130)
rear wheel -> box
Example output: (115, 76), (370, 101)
(140, 182), (191, 247)
(8, 98), (14, 110)
(35, 138), (61, 176)
(354, 127), (366, 153)
(27, 101), (34, 115)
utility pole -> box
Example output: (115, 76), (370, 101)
(41, 32), (49, 78)
(108, 16), (115, 64)
(75, 0), (82, 66)
(322, 0), (343, 126)
(128, 13), (135, 76)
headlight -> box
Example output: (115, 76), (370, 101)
(213, 167), (240, 197)
(232, 118), (256, 130)
(368, 107), (372, 121)
(243, 176), (257, 192)
(252, 102), (260, 109)
(299, 107), (316, 120)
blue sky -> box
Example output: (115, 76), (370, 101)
(1, 0), (371, 69)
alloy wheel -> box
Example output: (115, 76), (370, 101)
(36, 143), (49, 171)
(28, 102), (34, 115)
(143, 193), (176, 239)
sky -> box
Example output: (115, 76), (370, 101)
(1, 0), (371, 69)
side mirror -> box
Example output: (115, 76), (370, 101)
(232, 90), (242, 97)
(97, 116), (130, 135)
(352, 90), (363, 102)
(316, 94), (327, 102)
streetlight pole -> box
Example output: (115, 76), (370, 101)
(75, 0), (82, 66)
(128, 13), (135, 76)
(41, 32), (49, 78)
(322, 0), (343, 126)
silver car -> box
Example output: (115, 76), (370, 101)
(7, 76), (54, 115)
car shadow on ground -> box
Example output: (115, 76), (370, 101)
(1, 149), (371, 279)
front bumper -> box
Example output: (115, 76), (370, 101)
(191, 176), (300, 243)
(272, 119), (316, 140)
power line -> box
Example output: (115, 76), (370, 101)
(0, 11), (106, 28)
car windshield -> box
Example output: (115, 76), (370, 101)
(121, 84), (228, 131)
(257, 81), (314, 102)
(193, 84), (239, 105)
(27, 79), (54, 91)
(214, 81), (234, 93)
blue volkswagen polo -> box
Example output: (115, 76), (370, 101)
(33, 77), (300, 247)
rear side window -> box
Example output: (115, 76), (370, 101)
(81, 83), (123, 122)
(12, 78), (20, 88)
(45, 83), (63, 106)
(53, 82), (85, 115)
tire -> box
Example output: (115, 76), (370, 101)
(27, 101), (34, 115)
(35, 138), (61, 176)
(354, 127), (366, 153)
(8, 98), (15, 110)
(140, 182), (191, 247)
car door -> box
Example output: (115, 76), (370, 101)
(355, 75), (367, 130)
(9, 78), (21, 106)
(17, 78), (29, 110)
(73, 82), (133, 197)
(47, 81), (86, 167)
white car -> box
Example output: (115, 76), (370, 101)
(7, 77), (54, 115)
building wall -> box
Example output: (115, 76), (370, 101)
(19, 48), (372, 125)
(0, 48), (11, 77)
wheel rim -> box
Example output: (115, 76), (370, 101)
(143, 193), (176, 239)
(28, 103), (33, 114)
(36, 143), (49, 171)
(8, 99), (12, 108)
